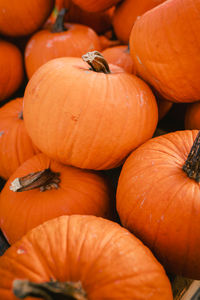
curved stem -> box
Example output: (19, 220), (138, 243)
(13, 279), (87, 300)
(82, 51), (111, 74)
(9, 168), (60, 192)
(51, 8), (67, 33)
(182, 130), (200, 182)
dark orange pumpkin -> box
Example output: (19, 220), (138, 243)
(71, 0), (120, 12)
(102, 45), (135, 74)
(23, 52), (158, 170)
(185, 101), (200, 130)
(0, 153), (113, 244)
(130, 0), (200, 102)
(117, 130), (200, 279)
(25, 9), (101, 78)
(0, 40), (24, 102)
(0, 0), (54, 37)
(0, 215), (173, 299)
(157, 97), (173, 121)
(0, 98), (39, 180)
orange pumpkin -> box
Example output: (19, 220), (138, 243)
(99, 34), (120, 51)
(0, 153), (113, 244)
(0, 0), (54, 37)
(0, 40), (24, 102)
(0, 215), (173, 299)
(71, 0), (120, 12)
(185, 101), (200, 130)
(112, 0), (166, 45)
(25, 9), (101, 78)
(0, 98), (39, 180)
(157, 97), (173, 121)
(130, 0), (200, 102)
(117, 130), (200, 279)
(102, 45), (135, 73)
(23, 51), (158, 170)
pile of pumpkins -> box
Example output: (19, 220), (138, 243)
(0, 0), (200, 299)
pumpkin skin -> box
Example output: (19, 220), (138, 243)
(0, 98), (39, 180)
(112, 0), (166, 45)
(0, 215), (173, 299)
(71, 0), (120, 12)
(102, 45), (135, 74)
(23, 56), (158, 170)
(0, 153), (113, 244)
(117, 130), (200, 279)
(130, 0), (200, 102)
(0, 0), (54, 37)
(25, 23), (101, 78)
(185, 101), (200, 129)
(157, 97), (173, 121)
(0, 40), (24, 102)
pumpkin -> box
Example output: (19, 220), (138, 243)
(117, 129), (200, 279)
(25, 9), (101, 78)
(0, 152), (113, 244)
(99, 34), (120, 51)
(102, 45), (135, 73)
(185, 101), (200, 130)
(0, 98), (39, 180)
(23, 51), (158, 170)
(157, 97), (173, 121)
(0, 40), (24, 102)
(0, 215), (173, 299)
(130, 0), (200, 102)
(112, 0), (166, 45)
(0, 0), (54, 37)
(71, 0), (120, 12)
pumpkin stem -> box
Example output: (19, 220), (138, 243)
(82, 51), (111, 74)
(182, 130), (200, 182)
(51, 8), (67, 33)
(13, 279), (87, 300)
(18, 111), (23, 120)
(9, 168), (60, 192)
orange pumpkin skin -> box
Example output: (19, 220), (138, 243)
(102, 45), (135, 74)
(0, 98), (39, 180)
(185, 101), (200, 129)
(130, 0), (200, 102)
(0, 215), (173, 300)
(0, 0), (54, 37)
(112, 0), (166, 44)
(25, 23), (101, 79)
(0, 40), (24, 101)
(117, 130), (200, 279)
(0, 153), (113, 244)
(71, 0), (120, 12)
(23, 57), (158, 170)
(157, 97), (173, 121)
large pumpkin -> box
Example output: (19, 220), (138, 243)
(0, 0), (54, 37)
(0, 40), (24, 102)
(23, 51), (158, 170)
(0, 98), (39, 179)
(71, 0), (120, 12)
(0, 153), (113, 244)
(117, 130), (200, 279)
(130, 0), (200, 102)
(25, 9), (101, 78)
(0, 215), (173, 299)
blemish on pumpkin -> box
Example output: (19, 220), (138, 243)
(0, 131), (4, 137)
(46, 40), (53, 48)
(139, 92), (145, 106)
(136, 55), (142, 65)
(17, 248), (26, 255)
(71, 115), (79, 122)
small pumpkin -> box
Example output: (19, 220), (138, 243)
(157, 97), (173, 121)
(0, 0), (54, 37)
(0, 153), (113, 244)
(23, 51), (158, 170)
(0, 215), (173, 299)
(185, 101), (200, 130)
(0, 40), (24, 102)
(71, 0), (120, 12)
(25, 9), (101, 78)
(0, 98), (39, 180)
(117, 130), (200, 279)
(102, 45), (135, 73)
(130, 0), (200, 102)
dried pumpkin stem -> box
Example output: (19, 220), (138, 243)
(51, 8), (67, 33)
(13, 279), (87, 300)
(9, 168), (60, 192)
(182, 130), (200, 182)
(82, 51), (111, 74)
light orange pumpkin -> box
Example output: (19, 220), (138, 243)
(0, 153), (113, 244)
(130, 0), (200, 102)
(0, 215), (173, 299)
(117, 130), (200, 279)
(0, 40), (24, 102)
(23, 51), (158, 170)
